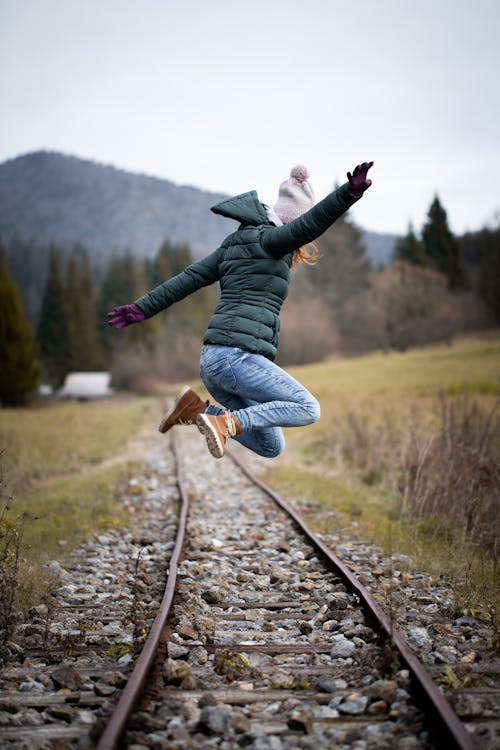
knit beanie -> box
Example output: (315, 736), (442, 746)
(274, 165), (315, 224)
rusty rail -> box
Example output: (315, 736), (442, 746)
(97, 431), (476, 750)
(227, 449), (476, 750)
(96, 435), (189, 750)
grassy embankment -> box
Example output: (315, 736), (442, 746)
(257, 335), (500, 620)
(0, 397), (155, 563)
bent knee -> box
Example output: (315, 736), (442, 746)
(304, 397), (321, 424)
(259, 433), (286, 459)
(264, 443), (285, 459)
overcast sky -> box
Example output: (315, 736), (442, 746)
(1, 0), (499, 235)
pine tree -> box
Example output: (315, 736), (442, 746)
(151, 241), (216, 334)
(36, 248), (72, 387)
(394, 223), (426, 265)
(98, 252), (153, 350)
(422, 195), (464, 288)
(6, 233), (52, 326)
(0, 246), (42, 405)
(66, 251), (106, 371)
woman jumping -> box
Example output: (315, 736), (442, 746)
(108, 161), (373, 459)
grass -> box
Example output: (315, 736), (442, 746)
(256, 334), (500, 622)
(2, 334), (498, 633)
(0, 396), (154, 559)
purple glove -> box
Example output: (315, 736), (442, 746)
(347, 161), (374, 197)
(107, 303), (145, 329)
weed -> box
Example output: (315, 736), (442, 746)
(439, 666), (471, 690)
(0, 506), (24, 659)
(0, 452), (26, 661)
(130, 549), (149, 654)
(214, 650), (251, 680)
(103, 643), (134, 658)
(271, 675), (311, 690)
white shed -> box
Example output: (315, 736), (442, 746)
(59, 372), (113, 400)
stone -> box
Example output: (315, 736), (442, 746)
(367, 679), (397, 704)
(94, 682), (117, 696)
(363, 721), (397, 739)
(19, 679), (45, 691)
(197, 705), (230, 734)
(49, 705), (76, 722)
(198, 691), (219, 707)
(397, 737), (421, 749)
(454, 616), (476, 627)
(51, 665), (82, 691)
(189, 645), (208, 665)
(298, 620), (313, 634)
(330, 634), (356, 658)
(195, 615), (215, 639)
(177, 623), (199, 640)
(367, 700), (388, 715)
(106, 671), (128, 687)
(18, 708), (44, 726)
(339, 694), (369, 715)
(407, 627), (432, 649)
(287, 710), (313, 733)
(253, 737), (284, 750)
(167, 641), (190, 659)
(201, 589), (220, 604)
(117, 653), (134, 665)
(315, 675), (337, 693)
(162, 658), (192, 684)
(231, 712), (251, 733)
(314, 706), (339, 718)
(270, 566), (289, 582)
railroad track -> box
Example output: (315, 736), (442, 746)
(0, 423), (498, 749)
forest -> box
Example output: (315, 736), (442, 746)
(1, 192), (499, 406)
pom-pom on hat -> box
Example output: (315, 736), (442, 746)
(274, 165), (315, 224)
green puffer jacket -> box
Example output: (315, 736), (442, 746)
(134, 182), (360, 361)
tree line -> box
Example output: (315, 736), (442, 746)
(1, 193), (498, 405)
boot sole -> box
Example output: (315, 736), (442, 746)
(196, 414), (225, 459)
(158, 385), (191, 433)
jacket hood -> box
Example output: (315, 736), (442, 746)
(210, 190), (269, 226)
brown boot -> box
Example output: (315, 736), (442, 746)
(158, 386), (208, 433)
(196, 412), (242, 459)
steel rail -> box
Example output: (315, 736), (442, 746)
(97, 434), (189, 750)
(227, 450), (476, 750)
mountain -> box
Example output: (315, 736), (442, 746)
(0, 151), (397, 263)
(0, 151), (231, 260)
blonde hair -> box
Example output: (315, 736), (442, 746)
(291, 243), (321, 269)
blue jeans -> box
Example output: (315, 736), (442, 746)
(199, 345), (320, 458)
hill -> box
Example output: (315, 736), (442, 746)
(0, 151), (397, 262)
(0, 151), (231, 258)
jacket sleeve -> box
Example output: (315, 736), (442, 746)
(261, 182), (360, 258)
(134, 249), (221, 318)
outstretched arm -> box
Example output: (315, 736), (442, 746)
(262, 162), (374, 259)
(107, 248), (221, 328)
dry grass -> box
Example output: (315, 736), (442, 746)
(0, 397), (153, 493)
(257, 334), (500, 619)
(0, 396), (155, 558)
(0, 395), (156, 649)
